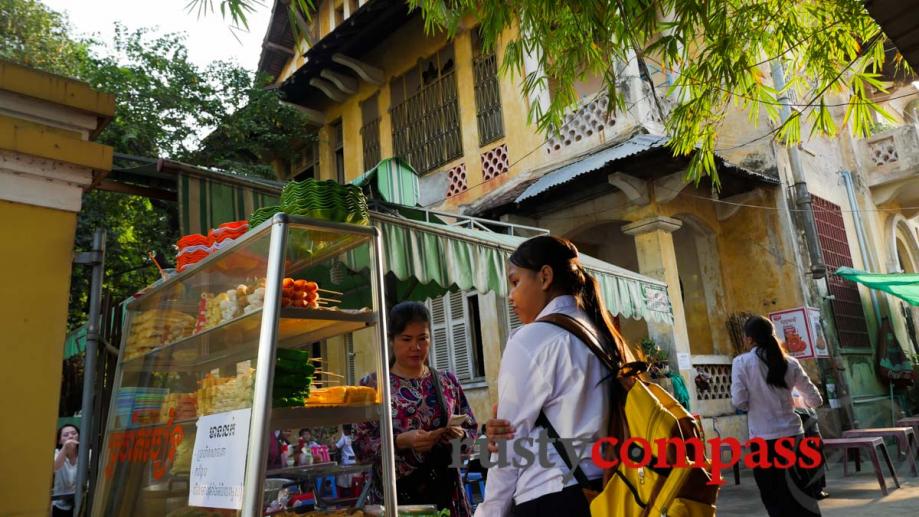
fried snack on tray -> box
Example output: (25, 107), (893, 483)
(125, 309), (195, 359)
(305, 386), (376, 407)
(196, 369), (255, 416)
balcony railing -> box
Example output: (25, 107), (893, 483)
(858, 124), (919, 186)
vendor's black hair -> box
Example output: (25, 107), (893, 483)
(56, 424), (79, 449)
(745, 315), (789, 389)
(387, 301), (431, 340)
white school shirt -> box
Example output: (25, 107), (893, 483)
(730, 348), (823, 440)
(474, 295), (610, 517)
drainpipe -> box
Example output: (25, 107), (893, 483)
(769, 61), (827, 279)
(841, 170), (883, 321)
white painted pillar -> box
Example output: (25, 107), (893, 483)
(623, 216), (698, 409)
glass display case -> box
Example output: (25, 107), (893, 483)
(92, 214), (397, 517)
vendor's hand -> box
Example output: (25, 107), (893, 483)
(486, 403), (515, 454)
(398, 429), (446, 453)
(440, 426), (465, 443)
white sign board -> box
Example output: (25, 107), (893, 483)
(677, 353), (692, 371)
(189, 408), (251, 509)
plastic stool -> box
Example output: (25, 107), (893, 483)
(464, 472), (485, 504)
(315, 475), (338, 499)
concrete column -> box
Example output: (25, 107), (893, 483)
(622, 216), (698, 408)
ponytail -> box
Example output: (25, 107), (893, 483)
(576, 264), (636, 367)
(509, 235), (636, 368)
(744, 315), (788, 389)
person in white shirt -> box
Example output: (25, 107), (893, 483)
(334, 424), (357, 494)
(731, 315), (823, 517)
(475, 235), (635, 517)
(52, 424), (79, 516)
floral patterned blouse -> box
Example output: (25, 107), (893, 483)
(354, 368), (478, 516)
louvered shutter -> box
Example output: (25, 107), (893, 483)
(450, 291), (474, 382)
(506, 298), (523, 332)
(427, 296), (451, 370)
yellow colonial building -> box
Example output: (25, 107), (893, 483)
(258, 0), (919, 437)
(0, 60), (114, 516)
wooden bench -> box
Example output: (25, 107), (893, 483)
(823, 437), (900, 495)
(842, 427), (918, 476)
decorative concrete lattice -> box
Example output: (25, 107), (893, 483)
(694, 364), (732, 400)
(869, 137), (899, 166)
(545, 92), (617, 153)
(481, 144), (509, 181)
(447, 163), (468, 197)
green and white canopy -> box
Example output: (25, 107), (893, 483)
(369, 212), (673, 324)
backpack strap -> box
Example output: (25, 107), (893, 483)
(534, 410), (593, 488)
(537, 313), (647, 378)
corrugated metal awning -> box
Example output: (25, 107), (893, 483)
(516, 134), (668, 203)
(514, 133), (779, 204)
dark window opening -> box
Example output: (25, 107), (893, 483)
(390, 44), (462, 173)
(466, 294), (486, 380)
(360, 94), (381, 170)
(332, 120), (345, 183)
(472, 30), (504, 145)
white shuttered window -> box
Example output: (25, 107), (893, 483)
(427, 291), (484, 383)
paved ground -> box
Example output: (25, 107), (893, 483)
(717, 454), (919, 516)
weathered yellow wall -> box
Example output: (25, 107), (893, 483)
(715, 190), (806, 316)
(0, 200), (77, 517)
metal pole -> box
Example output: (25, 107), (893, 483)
(241, 214), (288, 516)
(840, 170), (883, 321)
(770, 61), (827, 279)
(74, 228), (106, 515)
(370, 227), (397, 516)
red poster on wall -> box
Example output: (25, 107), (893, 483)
(768, 307), (817, 360)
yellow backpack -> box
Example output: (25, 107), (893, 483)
(538, 314), (719, 517)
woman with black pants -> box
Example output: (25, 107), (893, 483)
(731, 315), (824, 516)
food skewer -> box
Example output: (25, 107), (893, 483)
(318, 288), (343, 296)
(314, 369), (345, 379)
(148, 251), (167, 279)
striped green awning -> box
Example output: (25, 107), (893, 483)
(367, 213), (673, 324)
